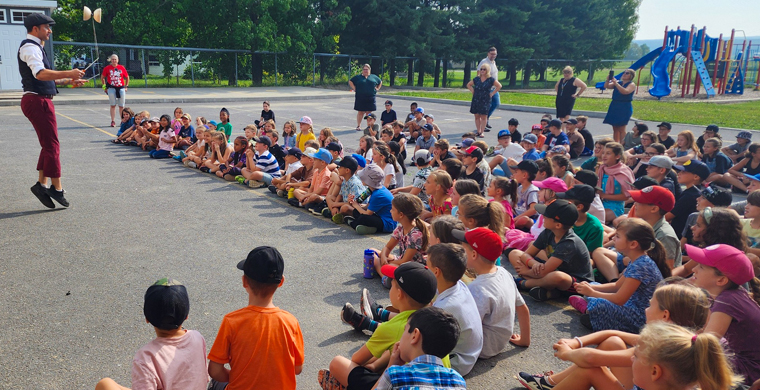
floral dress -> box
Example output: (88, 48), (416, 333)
(470, 77), (495, 115)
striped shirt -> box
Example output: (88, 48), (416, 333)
(376, 355), (467, 390)
(254, 151), (281, 177)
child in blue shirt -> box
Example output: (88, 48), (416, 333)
(414, 124), (436, 154)
(542, 119), (569, 153)
(346, 164), (397, 235)
(521, 134), (541, 161)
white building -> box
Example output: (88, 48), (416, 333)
(0, 0), (57, 91)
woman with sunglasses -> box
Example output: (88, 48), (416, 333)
(554, 66), (587, 122)
(603, 69), (637, 144)
(467, 64), (502, 138)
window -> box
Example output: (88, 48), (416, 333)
(0, 10), (6, 23)
(11, 9), (44, 24)
(148, 54), (159, 67)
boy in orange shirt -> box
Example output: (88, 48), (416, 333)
(291, 148), (333, 212)
(207, 246), (305, 390)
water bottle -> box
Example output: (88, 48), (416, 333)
(363, 249), (376, 279)
(356, 188), (372, 204)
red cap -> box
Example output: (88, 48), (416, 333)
(531, 124), (543, 130)
(451, 227), (503, 262)
(685, 244), (756, 285)
(629, 185), (675, 212)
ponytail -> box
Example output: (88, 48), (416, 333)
(618, 218), (671, 279)
(415, 217), (429, 252)
(738, 277), (760, 307)
(459, 194), (506, 238)
(648, 239), (671, 279)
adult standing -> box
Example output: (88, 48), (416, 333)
(478, 47), (499, 130)
(100, 54), (129, 127)
(603, 69), (636, 143)
(348, 64), (382, 131)
(554, 66), (587, 122)
(467, 63), (502, 138)
(19, 13), (84, 209)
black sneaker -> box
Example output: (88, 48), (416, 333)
(30, 182), (55, 209)
(580, 314), (593, 330)
(343, 216), (355, 226)
(288, 197), (301, 207)
(46, 187), (69, 207)
(341, 303), (370, 332)
(529, 287), (559, 301)
(268, 185), (278, 194)
(321, 208), (333, 218)
(517, 371), (555, 390)
(360, 288), (383, 321)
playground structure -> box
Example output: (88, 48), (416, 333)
(596, 25), (760, 99)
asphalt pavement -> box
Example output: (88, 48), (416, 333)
(0, 87), (749, 390)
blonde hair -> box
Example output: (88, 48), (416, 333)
(562, 66), (573, 74)
(637, 322), (742, 390)
(576, 115), (588, 124)
(458, 194), (506, 238)
(428, 170), (453, 192)
(652, 281), (711, 329)
(674, 130), (700, 156)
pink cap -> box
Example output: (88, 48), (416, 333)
(685, 244), (756, 285)
(297, 116), (313, 125)
(533, 177), (568, 193)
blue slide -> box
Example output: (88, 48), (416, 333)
(595, 47), (664, 90)
(649, 47), (677, 98)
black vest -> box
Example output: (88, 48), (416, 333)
(18, 39), (57, 95)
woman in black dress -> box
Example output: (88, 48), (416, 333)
(349, 64), (382, 131)
(467, 64), (502, 138)
(554, 66), (587, 122)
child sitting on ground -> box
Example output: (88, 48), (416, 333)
(149, 115), (177, 159)
(201, 132), (231, 173)
(282, 120), (297, 150)
(452, 227), (531, 358)
(414, 124), (436, 154)
(488, 177), (518, 229)
(509, 199), (595, 301)
(598, 142), (635, 223)
(345, 164), (397, 235)
(239, 135), (281, 188)
(667, 159), (710, 239)
(575, 116), (594, 155)
(373, 306), (467, 390)
(551, 154), (574, 189)
(722, 130), (753, 163)
(324, 156), (366, 223)
(391, 150), (434, 204)
(460, 146), (486, 193)
(557, 184), (604, 255)
(450, 179), (482, 218)
(291, 148), (332, 212)
(571, 218), (670, 332)
(564, 118), (585, 159)
(422, 170), (454, 221)
(323, 262), (438, 390)
(273, 148), (315, 198)
(508, 160), (540, 230)
(489, 129), (525, 177)
(176, 113), (195, 149)
(702, 137), (734, 184)
(267, 148), (304, 194)
(520, 134), (541, 161)
(217, 136), (247, 181)
(666, 130), (699, 164)
(95, 278), (208, 390)
(366, 193), (429, 285)
(207, 246), (304, 390)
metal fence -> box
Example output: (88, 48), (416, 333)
(52, 41), (760, 91)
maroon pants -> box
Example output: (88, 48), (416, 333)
(21, 94), (61, 178)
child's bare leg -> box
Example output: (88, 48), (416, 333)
(327, 356), (357, 387)
(515, 216), (534, 230)
(524, 270), (573, 290)
(340, 204), (354, 215)
(592, 247), (620, 281)
(95, 378), (130, 390)
(612, 214), (627, 228)
(208, 163), (222, 173)
(489, 155), (504, 170)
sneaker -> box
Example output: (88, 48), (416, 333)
(341, 303), (370, 332)
(322, 208), (333, 218)
(355, 225), (378, 235)
(517, 371), (555, 390)
(318, 369), (345, 390)
(486, 146), (496, 156)
(568, 295), (588, 314)
(188, 161), (197, 168)
(235, 175), (246, 185)
(529, 287), (559, 301)
(288, 197), (301, 207)
(332, 213), (344, 224)
(310, 207), (323, 216)
(343, 216), (355, 226)
(179, 150), (187, 159)
(580, 314), (593, 330)
(46, 187), (69, 207)
(30, 182), (55, 209)
(381, 276), (393, 289)
(361, 288), (383, 321)
(248, 180), (266, 188)
(172, 155), (182, 161)
(128, 140), (138, 146)
(268, 185), (278, 194)
(199, 166), (210, 173)
(514, 277), (528, 291)
(277, 189), (287, 197)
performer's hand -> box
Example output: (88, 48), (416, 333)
(72, 79), (86, 87)
(68, 69), (85, 80)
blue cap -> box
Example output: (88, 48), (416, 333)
(209, 120), (218, 126)
(522, 134), (538, 144)
(308, 148), (333, 164)
(422, 124), (434, 132)
(498, 129), (511, 138)
(352, 153), (367, 168)
(744, 173), (760, 182)
(415, 107), (424, 113)
(459, 138), (474, 148)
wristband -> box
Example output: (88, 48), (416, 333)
(575, 336), (584, 348)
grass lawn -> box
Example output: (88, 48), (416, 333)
(388, 91), (760, 130)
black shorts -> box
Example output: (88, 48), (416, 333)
(347, 365), (381, 390)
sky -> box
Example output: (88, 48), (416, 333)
(635, 0), (760, 40)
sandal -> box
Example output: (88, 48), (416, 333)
(111, 139), (121, 144)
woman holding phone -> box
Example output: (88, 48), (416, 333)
(603, 68), (636, 143)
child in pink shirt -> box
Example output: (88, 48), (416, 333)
(95, 279), (208, 390)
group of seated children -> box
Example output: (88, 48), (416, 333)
(105, 103), (760, 390)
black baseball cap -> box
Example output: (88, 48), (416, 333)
(237, 246), (284, 284)
(325, 142), (343, 153)
(384, 100), (393, 106)
(535, 199), (579, 226)
(657, 122), (672, 130)
(422, 124), (434, 132)
(564, 118), (578, 125)
(337, 156), (359, 172)
(287, 147), (303, 158)
(364, 113), (377, 119)
(144, 278), (190, 331)
(706, 124), (719, 132)
(701, 184), (732, 207)
(633, 176), (659, 190)
(674, 159), (710, 181)
(380, 262), (437, 305)
(252, 135), (272, 147)
(24, 13), (55, 29)
(509, 160), (539, 175)
(549, 119), (563, 129)
(557, 184), (595, 205)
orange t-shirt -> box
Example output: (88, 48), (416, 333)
(208, 306), (305, 390)
(309, 167), (332, 196)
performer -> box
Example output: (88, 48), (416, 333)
(19, 13), (85, 208)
